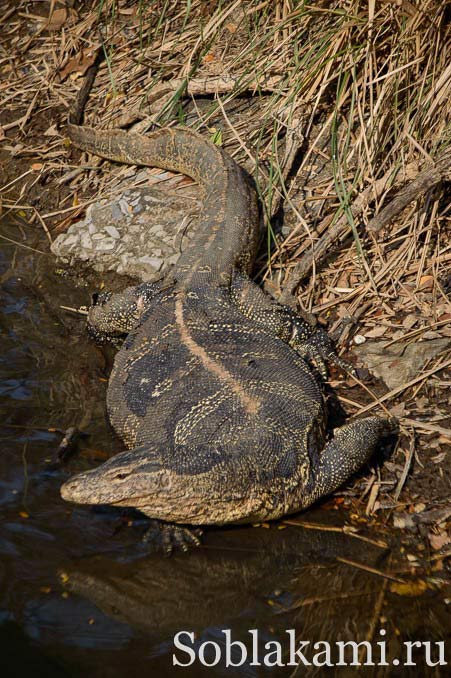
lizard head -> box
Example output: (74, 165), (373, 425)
(60, 448), (172, 509)
(87, 283), (157, 342)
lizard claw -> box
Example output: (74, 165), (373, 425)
(142, 520), (202, 555)
(292, 327), (355, 379)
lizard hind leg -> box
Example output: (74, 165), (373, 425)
(301, 416), (395, 509)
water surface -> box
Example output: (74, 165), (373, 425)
(0, 218), (449, 676)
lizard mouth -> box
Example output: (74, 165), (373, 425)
(60, 473), (156, 509)
(109, 495), (151, 508)
(60, 473), (107, 504)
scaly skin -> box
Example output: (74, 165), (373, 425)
(60, 63), (392, 550)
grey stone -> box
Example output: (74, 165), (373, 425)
(356, 337), (451, 390)
(51, 178), (200, 281)
(61, 234), (78, 247)
(80, 233), (93, 250)
(119, 199), (131, 216)
(95, 237), (116, 251)
(138, 256), (163, 270)
(105, 225), (121, 239)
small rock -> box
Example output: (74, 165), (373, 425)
(353, 334), (366, 345)
(119, 199), (131, 216)
(105, 225), (121, 239)
(138, 255), (163, 270)
(95, 237), (116, 251)
(355, 337), (451, 390)
(167, 254), (180, 266)
(80, 233), (92, 250)
(393, 513), (415, 529)
(110, 204), (123, 222)
(61, 234), (78, 247)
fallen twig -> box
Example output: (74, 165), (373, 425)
(393, 437), (415, 502)
(280, 146), (450, 298)
(357, 357), (451, 415)
(60, 305), (88, 316)
(279, 167), (396, 299)
(367, 147), (451, 233)
(336, 556), (406, 584)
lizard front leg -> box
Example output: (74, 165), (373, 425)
(143, 520), (202, 554)
(87, 280), (168, 342)
(230, 271), (352, 378)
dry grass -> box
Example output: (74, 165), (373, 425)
(0, 0), (450, 516)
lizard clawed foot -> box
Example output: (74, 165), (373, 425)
(293, 328), (356, 380)
(142, 520), (203, 555)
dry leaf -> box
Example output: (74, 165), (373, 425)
(46, 8), (67, 31)
(390, 580), (428, 596)
(30, 163), (43, 171)
(365, 325), (388, 338)
(389, 402), (406, 417)
(404, 161), (420, 180)
(429, 531), (450, 551)
(418, 275), (434, 291)
(44, 124), (59, 137)
(402, 313), (417, 329)
(46, 8), (76, 31)
(119, 6), (138, 15)
(59, 49), (98, 81)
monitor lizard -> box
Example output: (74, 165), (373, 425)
(60, 59), (391, 551)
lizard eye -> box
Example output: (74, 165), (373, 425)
(113, 472), (130, 480)
(91, 293), (99, 305)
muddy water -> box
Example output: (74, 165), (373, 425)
(0, 218), (449, 677)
